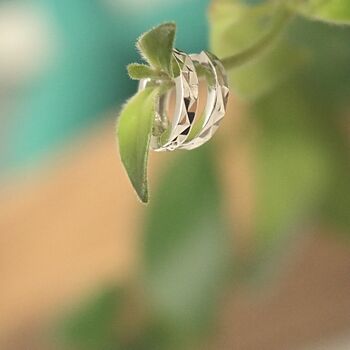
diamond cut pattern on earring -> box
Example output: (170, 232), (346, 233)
(138, 49), (229, 151)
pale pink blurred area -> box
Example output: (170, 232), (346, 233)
(0, 2), (56, 155)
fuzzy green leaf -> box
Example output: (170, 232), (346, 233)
(117, 87), (158, 203)
(137, 22), (176, 75)
(127, 63), (168, 80)
(291, 0), (350, 25)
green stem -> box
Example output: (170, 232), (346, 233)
(220, 6), (294, 71)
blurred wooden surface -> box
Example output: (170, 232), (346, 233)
(0, 120), (142, 342)
(217, 234), (350, 350)
(1, 120), (350, 350)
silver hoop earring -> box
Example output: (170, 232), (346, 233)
(138, 49), (229, 152)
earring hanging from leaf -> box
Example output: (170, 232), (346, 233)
(117, 8), (292, 202)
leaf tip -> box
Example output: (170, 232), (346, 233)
(139, 189), (149, 204)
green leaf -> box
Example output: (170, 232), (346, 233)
(137, 22), (176, 75)
(56, 286), (123, 350)
(127, 63), (168, 80)
(291, 0), (350, 25)
(117, 87), (158, 203)
(142, 146), (231, 333)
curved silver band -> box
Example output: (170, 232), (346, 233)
(138, 49), (229, 152)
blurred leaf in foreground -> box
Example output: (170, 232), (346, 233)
(252, 81), (333, 253)
(242, 0), (268, 5)
(209, 0), (279, 56)
(56, 286), (123, 350)
(142, 146), (231, 339)
(286, 19), (350, 235)
(210, 0), (306, 100)
(210, 4), (350, 277)
(291, 0), (350, 25)
(289, 20), (350, 234)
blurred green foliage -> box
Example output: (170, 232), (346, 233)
(210, 1), (301, 98)
(143, 147), (230, 333)
(59, 1), (350, 349)
(290, 0), (350, 24)
(57, 286), (123, 350)
(211, 0), (350, 266)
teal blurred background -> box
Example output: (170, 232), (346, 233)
(1, 0), (209, 173)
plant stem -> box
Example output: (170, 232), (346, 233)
(221, 6), (294, 71)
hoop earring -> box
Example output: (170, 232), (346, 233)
(138, 49), (229, 151)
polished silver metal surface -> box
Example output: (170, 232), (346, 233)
(138, 49), (229, 151)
